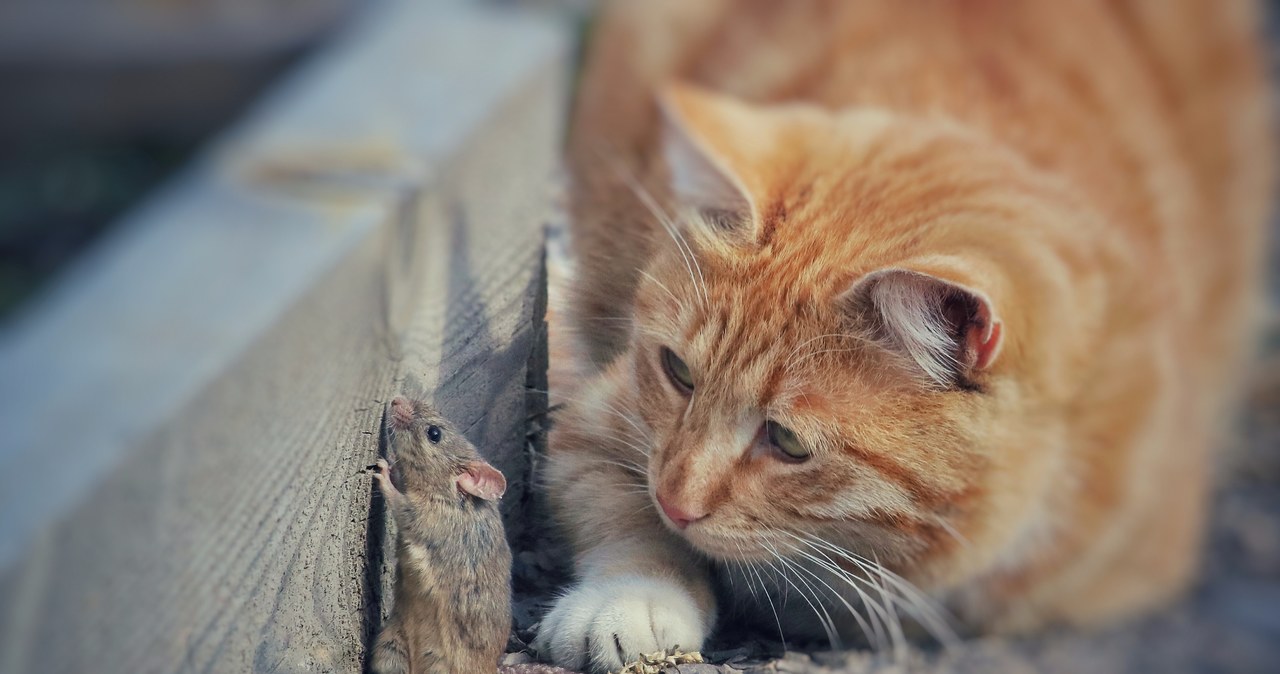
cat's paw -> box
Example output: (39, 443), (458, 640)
(533, 575), (709, 673)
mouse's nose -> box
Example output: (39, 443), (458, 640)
(656, 491), (706, 530)
(389, 396), (414, 427)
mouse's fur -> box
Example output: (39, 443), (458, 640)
(371, 396), (513, 674)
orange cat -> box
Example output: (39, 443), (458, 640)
(535, 1), (1274, 671)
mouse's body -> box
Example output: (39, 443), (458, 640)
(371, 396), (513, 674)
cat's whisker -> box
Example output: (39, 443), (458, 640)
(771, 539), (882, 651)
(792, 346), (864, 368)
(796, 533), (958, 649)
(936, 518), (972, 550)
(575, 426), (655, 460)
(756, 554), (803, 640)
(609, 158), (709, 306)
(577, 456), (648, 479)
(537, 388), (648, 435)
(575, 317), (670, 345)
(780, 532), (909, 640)
(531, 387), (655, 446)
(781, 333), (849, 370)
(653, 205), (709, 307)
(637, 268), (684, 309)
(769, 531), (893, 652)
(786, 335), (880, 372)
(606, 491), (650, 501)
(764, 539), (842, 651)
(740, 548), (787, 647)
(793, 541), (900, 657)
(624, 501), (658, 519)
(730, 544), (762, 606)
(598, 481), (650, 492)
(866, 552), (907, 667)
(794, 535), (916, 641)
(576, 427), (655, 461)
(838, 549), (953, 647)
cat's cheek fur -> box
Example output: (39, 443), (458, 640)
(533, 575), (710, 672)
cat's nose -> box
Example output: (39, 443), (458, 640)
(656, 491), (706, 529)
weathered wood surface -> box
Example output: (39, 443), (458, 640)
(0, 2), (564, 672)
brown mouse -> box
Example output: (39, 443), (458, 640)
(370, 395), (513, 674)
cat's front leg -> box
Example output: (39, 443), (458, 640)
(534, 538), (715, 672)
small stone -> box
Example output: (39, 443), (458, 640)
(502, 651), (535, 666)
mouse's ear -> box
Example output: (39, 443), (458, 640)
(457, 461), (507, 501)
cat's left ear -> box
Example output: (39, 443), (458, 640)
(657, 83), (760, 236)
(846, 265), (1004, 388)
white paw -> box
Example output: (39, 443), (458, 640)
(534, 575), (709, 673)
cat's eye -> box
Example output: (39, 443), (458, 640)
(427, 425), (443, 444)
(661, 347), (695, 393)
(766, 421), (810, 461)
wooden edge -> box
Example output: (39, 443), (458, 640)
(0, 1), (565, 671)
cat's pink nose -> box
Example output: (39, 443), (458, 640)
(656, 491), (705, 530)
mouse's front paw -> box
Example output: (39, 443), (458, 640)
(369, 458), (400, 498)
(533, 575), (709, 673)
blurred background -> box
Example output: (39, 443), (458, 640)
(0, 0), (588, 322)
(0, 0), (348, 317)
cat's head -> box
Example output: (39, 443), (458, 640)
(624, 83), (1097, 590)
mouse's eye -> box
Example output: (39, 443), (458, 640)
(426, 425), (443, 443)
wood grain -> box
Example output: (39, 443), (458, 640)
(0, 2), (565, 672)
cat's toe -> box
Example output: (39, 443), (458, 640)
(534, 575), (708, 673)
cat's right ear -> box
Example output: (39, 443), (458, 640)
(845, 262), (1004, 390)
(657, 84), (759, 237)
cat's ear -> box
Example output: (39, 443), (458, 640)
(457, 460), (507, 501)
(657, 84), (759, 234)
(847, 267), (1004, 388)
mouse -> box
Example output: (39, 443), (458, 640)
(370, 395), (513, 674)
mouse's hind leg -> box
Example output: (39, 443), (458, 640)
(370, 619), (409, 674)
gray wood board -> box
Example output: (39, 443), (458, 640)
(0, 1), (565, 672)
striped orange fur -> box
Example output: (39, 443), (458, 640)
(534, 1), (1274, 670)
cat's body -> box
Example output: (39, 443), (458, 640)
(536, 1), (1273, 671)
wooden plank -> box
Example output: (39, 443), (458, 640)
(0, 1), (565, 672)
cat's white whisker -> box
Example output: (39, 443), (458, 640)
(623, 501), (658, 519)
(781, 333), (848, 371)
(637, 268), (683, 308)
(773, 539), (884, 651)
(772, 532), (894, 652)
(730, 544), (762, 606)
(580, 457), (648, 479)
(764, 540), (842, 650)
(579, 427), (654, 461)
(797, 533), (958, 649)
(867, 552), (908, 667)
(936, 518), (972, 550)
(779, 533), (907, 644)
(576, 317), (670, 344)
(610, 159), (709, 306)
(534, 387), (655, 446)
(740, 549), (787, 647)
